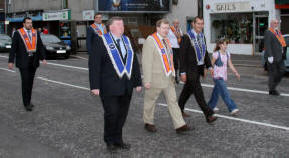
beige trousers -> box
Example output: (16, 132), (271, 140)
(143, 78), (186, 129)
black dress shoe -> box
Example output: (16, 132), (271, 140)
(206, 115), (217, 124)
(144, 123), (157, 132)
(114, 143), (131, 150)
(24, 104), (33, 111)
(176, 125), (191, 134)
(107, 144), (118, 153)
(269, 90), (280, 96)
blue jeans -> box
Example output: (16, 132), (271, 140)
(208, 78), (237, 112)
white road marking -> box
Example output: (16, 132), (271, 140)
(1, 54), (289, 97)
(232, 59), (260, 62)
(37, 77), (90, 91)
(157, 103), (289, 131)
(70, 55), (88, 60)
(201, 83), (289, 97)
(25, 76), (289, 131)
(0, 55), (8, 58)
(45, 62), (88, 71)
(0, 68), (16, 73)
(0, 55), (88, 71)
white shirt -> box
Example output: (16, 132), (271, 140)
(167, 27), (183, 48)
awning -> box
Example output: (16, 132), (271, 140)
(275, 0), (289, 8)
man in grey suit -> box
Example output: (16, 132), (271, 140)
(264, 19), (287, 96)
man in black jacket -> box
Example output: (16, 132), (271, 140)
(264, 19), (286, 96)
(89, 16), (142, 152)
(178, 16), (217, 123)
(86, 13), (107, 55)
(8, 17), (46, 111)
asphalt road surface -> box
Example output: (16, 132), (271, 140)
(0, 53), (289, 158)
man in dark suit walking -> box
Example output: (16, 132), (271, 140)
(86, 13), (107, 55)
(8, 17), (46, 111)
(89, 17), (142, 152)
(178, 16), (217, 123)
(264, 19), (286, 96)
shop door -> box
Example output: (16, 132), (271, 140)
(254, 15), (268, 53)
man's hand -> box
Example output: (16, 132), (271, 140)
(91, 89), (100, 96)
(8, 63), (14, 69)
(203, 69), (208, 79)
(209, 68), (214, 77)
(268, 57), (274, 64)
(136, 86), (142, 92)
(41, 60), (47, 65)
(144, 83), (151, 89)
(180, 74), (187, 83)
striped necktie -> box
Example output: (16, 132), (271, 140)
(27, 30), (32, 41)
(162, 39), (172, 67)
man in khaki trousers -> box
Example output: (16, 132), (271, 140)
(142, 19), (190, 133)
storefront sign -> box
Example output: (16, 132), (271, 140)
(6, 11), (43, 22)
(215, 2), (251, 13)
(83, 10), (94, 21)
(43, 10), (71, 21)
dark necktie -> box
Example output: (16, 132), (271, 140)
(162, 39), (172, 67)
(162, 39), (168, 50)
(197, 34), (203, 50)
(116, 39), (126, 58)
(116, 39), (122, 55)
(276, 30), (279, 36)
(116, 39), (121, 47)
(27, 30), (32, 41)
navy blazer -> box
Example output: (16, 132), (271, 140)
(86, 26), (97, 55)
(88, 35), (142, 96)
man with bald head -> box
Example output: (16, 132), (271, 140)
(264, 19), (286, 96)
(168, 19), (183, 83)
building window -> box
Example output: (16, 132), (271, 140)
(62, 0), (68, 9)
(211, 13), (253, 44)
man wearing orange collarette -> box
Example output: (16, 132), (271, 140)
(8, 17), (47, 112)
(142, 19), (190, 134)
(168, 19), (183, 83)
(264, 19), (287, 96)
(86, 13), (107, 55)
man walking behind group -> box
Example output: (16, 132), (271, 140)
(264, 19), (286, 96)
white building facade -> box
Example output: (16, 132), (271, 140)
(165, 0), (198, 33)
(203, 0), (280, 55)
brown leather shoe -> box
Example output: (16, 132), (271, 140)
(182, 112), (190, 117)
(206, 115), (217, 123)
(176, 125), (190, 134)
(144, 123), (157, 132)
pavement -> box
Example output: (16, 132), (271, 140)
(0, 52), (289, 158)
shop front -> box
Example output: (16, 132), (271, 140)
(42, 9), (72, 46)
(204, 0), (278, 55)
(276, 0), (289, 34)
